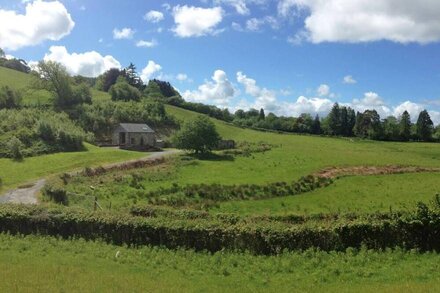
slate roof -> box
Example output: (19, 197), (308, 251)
(117, 123), (155, 133)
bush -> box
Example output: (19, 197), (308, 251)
(0, 86), (21, 109)
(7, 136), (23, 160)
(0, 109), (88, 158)
(109, 78), (141, 102)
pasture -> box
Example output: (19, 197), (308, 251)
(1, 234), (440, 292)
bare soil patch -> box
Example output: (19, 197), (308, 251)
(315, 165), (440, 179)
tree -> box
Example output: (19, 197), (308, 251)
(354, 110), (383, 139)
(416, 110), (434, 141)
(0, 86), (22, 109)
(96, 68), (122, 92)
(328, 103), (341, 135)
(259, 108), (265, 120)
(33, 61), (81, 109)
(311, 114), (321, 134)
(399, 110), (411, 141)
(109, 77), (141, 102)
(172, 116), (220, 154)
(0, 48), (4, 58)
(123, 63), (143, 89)
(383, 116), (400, 141)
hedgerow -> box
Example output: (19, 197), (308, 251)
(1, 199), (440, 254)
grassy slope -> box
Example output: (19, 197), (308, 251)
(214, 172), (440, 215)
(2, 234), (440, 292)
(0, 68), (144, 191)
(0, 144), (145, 191)
(166, 104), (440, 187)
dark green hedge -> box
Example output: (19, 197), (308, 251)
(0, 202), (440, 254)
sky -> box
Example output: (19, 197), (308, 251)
(1, 0), (440, 124)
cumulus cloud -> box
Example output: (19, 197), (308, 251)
(140, 60), (162, 82)
(182, 70), (236, 108)
(42, 46), (121, 77)
(236, 71), (278, 111)
(285, 96), (334, 117)
(113, 27), (134, 39)
(172, 5), (223, 37)
(0, 0), (74, 51)
(246, 16), (279, 31)
(317, 84), (330, 97)
(176, 73), (188, 81)
(351, 92), (392, 118)
(392, 101), (425, 121)
(144, 10), (164, 23)
(343, 75), (357, 84)
(136, 39), (158, 48)
(279, 0), (440, 44)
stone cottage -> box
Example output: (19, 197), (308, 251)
(112, 123), (156, 149)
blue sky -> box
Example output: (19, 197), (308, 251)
(1, 0), (440, 123)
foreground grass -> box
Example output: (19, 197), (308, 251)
(213, 172), (440, 215)
(0, 144), (145, 191)
(1, 233), (439, 292)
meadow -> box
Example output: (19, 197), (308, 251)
(1, 233), (440, 292)
(0, 143), (145, 191)
(54, 104), (440, 213)
(2, 66), (440, 291)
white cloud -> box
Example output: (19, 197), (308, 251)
(183, 70), (236, 108)
(136, 39), (158, 48)
(172, 5), (223, 37)
(215, 0), (250, 15)
(245, 16), (279, 31)
(279, 0), (440, 44)
(140, 60), (162, 82)
(351, 92), (392, 118)
(144, 10), (164, 23)
(176, 73), (188, 81)
(317, 84), (330, 97)
(392, 101), (425, 121)
(0, 0), (74, 51)
(237, 72), (278, 112)
(42, 46), (121, 77)
(343, 75), (357, 84)
(113, 27), (134, 39)
(285, 96), (334, 117)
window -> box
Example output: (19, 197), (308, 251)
(131, 137), (135, 145)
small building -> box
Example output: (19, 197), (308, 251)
(112, 123), (156, 149)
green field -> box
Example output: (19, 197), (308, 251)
(3, 66), (440, 291)
(0, 143), (145, 192)
(213, 172), (440, 215)
(1, 234), (440, 292)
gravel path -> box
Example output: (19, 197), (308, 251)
(0, 150), (181, 205)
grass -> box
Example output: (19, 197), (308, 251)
(0, 143), (146, 192)
(213, 172), (440, 215)
(56, 105), (440, 211)
(1, 233), (440, 292)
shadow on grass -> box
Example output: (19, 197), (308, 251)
(188, 152), (235, 162)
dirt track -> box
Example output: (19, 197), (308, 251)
(0, 150), (180, 205)
(315, 165), (440, 179)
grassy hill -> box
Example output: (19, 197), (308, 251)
(2, 66), (440, 291)
(0, 68), (142, 191)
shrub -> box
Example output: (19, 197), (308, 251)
(109, 78), (141, 102)
(7, 136), (23, 160)
(0, 86), (22, 109)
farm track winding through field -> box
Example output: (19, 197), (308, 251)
(315, 165), (440, 179)
(0, 149), (181, 205)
